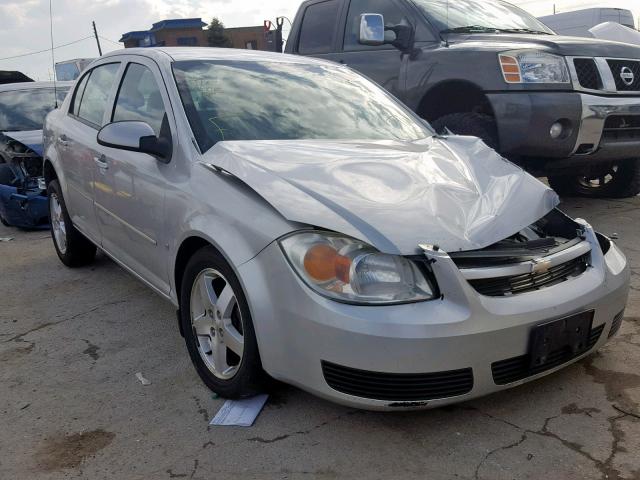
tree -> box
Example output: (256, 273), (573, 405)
(206, 17), (231, 47)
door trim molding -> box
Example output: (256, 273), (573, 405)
(95, 202), (158, 246)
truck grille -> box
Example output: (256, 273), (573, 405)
(321, 361), (473, 401)
(492, 323), (604, 385)
(574, 58), (602, 90)
(607, 59), (640, 91)
(603, 115), (640, 142)
(467, 254), (589, 297)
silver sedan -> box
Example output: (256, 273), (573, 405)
(43, 48), (629, 410)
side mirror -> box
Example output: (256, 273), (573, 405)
(97, 121), (171, 162)
(359, 14), (385, 46)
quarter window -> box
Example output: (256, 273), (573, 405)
(75, 63), (120, 127)
(344, 0), (410, 50)
(113, 63), (166, 136)
(298, 0), (340, 54)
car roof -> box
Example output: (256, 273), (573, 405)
(0, 81), (74, 93)
(100, 47), (337, 67)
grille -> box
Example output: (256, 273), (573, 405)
(574, 58), (602, 90)
(607, 59), (640, 91)
(609, 310), (625, 338)
(492, 324), (604, 385)
(603, 115), (640, 142)
(321, 361), (473, 401)
(468, 254), (589, 297)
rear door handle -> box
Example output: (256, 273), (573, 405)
(94, 155), (108, 170)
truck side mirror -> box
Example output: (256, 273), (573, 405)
(359, 14), (385, 46)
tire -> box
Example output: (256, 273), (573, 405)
(548, 159), (640, 198)
(47, 179), (97, 267)
(180, 246), (266, 399)
(430, 112), (499, 151)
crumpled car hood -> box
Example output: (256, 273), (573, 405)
(202, 136), (559, 255)
(1, 130), (43, 156)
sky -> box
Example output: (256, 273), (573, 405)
(0, 0), (639, 81)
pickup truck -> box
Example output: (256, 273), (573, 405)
(286, 0), (640, 198)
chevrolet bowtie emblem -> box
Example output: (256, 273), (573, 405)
(530, 258), (552, 275)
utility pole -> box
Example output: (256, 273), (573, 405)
(553, 4), (556, 14)
(92, 21), (103, 56)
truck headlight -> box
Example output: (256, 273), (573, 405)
(279, 231), (435, 305)
(499, 51), (569, 84)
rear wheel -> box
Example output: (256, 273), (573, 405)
(430, 112), (499, 151)
(48, 179), (97, 267)
(180, 246), (266, 398)
(548, 159), (640, 198)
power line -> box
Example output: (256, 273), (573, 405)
(0, 36), (93, 62)
(99, 35), (122, 46)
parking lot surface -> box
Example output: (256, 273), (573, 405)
(1, 195), (639, 480)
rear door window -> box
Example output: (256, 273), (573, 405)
(298, 0), (341, 54)
(75, 63), (120, 127)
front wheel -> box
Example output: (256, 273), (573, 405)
(548, 159), (640, 198)
(180, 246), (266, 399)
(48, 179), (97, 267)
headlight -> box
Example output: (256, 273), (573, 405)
(499, 51), (569, 84)
(279, 231), (435, 304)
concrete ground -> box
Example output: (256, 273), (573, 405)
(0, 196), (639, 480)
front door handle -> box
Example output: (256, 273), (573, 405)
(57, 136), (69, 147)
(94, 155), (108, 170)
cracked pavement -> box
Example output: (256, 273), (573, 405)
(1, 196), (639, 480)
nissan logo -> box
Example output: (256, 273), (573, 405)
(620, 66), (635, 86)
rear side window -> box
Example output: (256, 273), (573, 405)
(75, 63), (120, 127)
(298, 0), (340, 54)
(344, 0), (411, 50)
(112, 63), (167, 136)
(70, 73), (90, 115)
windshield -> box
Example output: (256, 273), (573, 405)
(0, 88), (69, 131)
(411, 0), (554, 34)
(172, 60), (430, 152)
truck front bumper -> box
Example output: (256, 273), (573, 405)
(488, 92), (640, 170)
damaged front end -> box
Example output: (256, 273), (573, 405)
(448, 209), (608, 297)
(0, 132), (49, 229)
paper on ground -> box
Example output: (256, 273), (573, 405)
(135, 372), (151, 385)
(210, 394), (269, 426)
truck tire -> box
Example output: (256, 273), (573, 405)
(430, 113), (499, 151)
(47, 179), (97, 267)
(180, 246), (267, 399)
(548, 159), (640, 198)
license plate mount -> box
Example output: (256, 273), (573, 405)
(529, 311), (594, 369)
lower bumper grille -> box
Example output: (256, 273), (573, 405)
(609, 310), (625, 338)
(321, 361), (473, 401)
(468, 254), (589, 297)
(492, 324), (604, 385)
(602, 115), (640, 143)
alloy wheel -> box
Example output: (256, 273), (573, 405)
(189, 268), (245, 380)
(49, 193), (67, 254)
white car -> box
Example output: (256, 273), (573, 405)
(43, 48), (629, 410)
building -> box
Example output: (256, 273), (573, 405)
(120, 18), (208, 48)
(120, 18), (274, 50)
(225, 26), (269, 50)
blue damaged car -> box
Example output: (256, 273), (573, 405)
(0, 81), (71, 228)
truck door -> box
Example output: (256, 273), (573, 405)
(293, 0), (345, 63)
(336, 0), (417, 100)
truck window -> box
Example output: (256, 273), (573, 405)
(298, 0), (340, 54)
(344, 0), (410, 50)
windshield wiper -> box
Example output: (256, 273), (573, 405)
(441, 26), (551, 35)
(440, 25), (499, 34)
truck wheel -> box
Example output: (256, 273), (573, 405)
(180, 246), (266, 399)
(47, 179), (97, 267)
(430, 113), (499, 151)
(548, 159), (640, 198)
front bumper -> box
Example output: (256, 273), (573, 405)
(488, 91), (640, 169)
(238, 225), (629, 410)
(0, 184), (49, 229)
